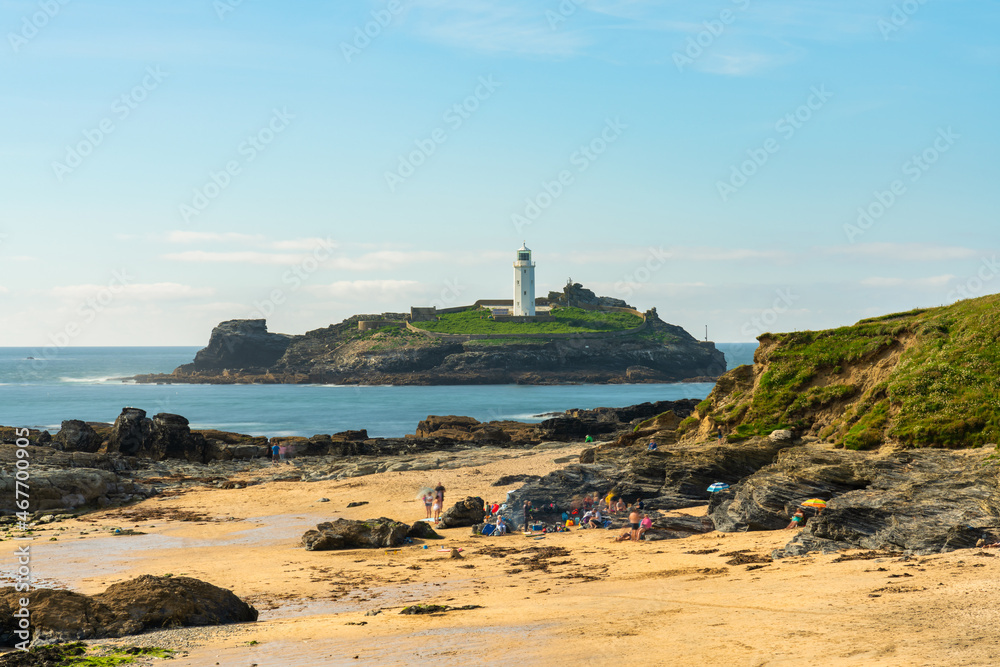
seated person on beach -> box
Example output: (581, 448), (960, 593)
(494, 516), (507, 536)
(785, 509), (805, 529)
(615, 499), (627, 514)
(638, 514), (653, 539)
(647, 440), (657, 451)
(587, 509), (603, 529)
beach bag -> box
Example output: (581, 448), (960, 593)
(481, 524), (495, 536)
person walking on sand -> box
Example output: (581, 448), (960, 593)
(628, 508), (641, 541)
(433, 482), (445, 522)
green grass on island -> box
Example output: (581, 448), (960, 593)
(412, 307), (643, 335)
(688, 293), (1000, 450)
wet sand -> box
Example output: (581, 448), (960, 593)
(18, 442), (1000, 667)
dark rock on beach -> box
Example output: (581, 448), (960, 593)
(50, 420), (102, 453)
(301, 517), (410, 551)
(0, 576), (256, 647)
(706, 446), (1000, 556)
(407, 521), (443, 540)
(437, 496), (486, 529)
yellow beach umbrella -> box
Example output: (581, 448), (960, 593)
(801, 498), (827, 510)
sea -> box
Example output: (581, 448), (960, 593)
(0, 343), (757, 438)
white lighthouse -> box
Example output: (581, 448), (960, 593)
(513, 242), (535, 316)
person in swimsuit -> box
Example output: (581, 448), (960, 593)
(433, 483), (445, 522)
(785, 509), (805, 529)
(422, 492), (433, 519)
(628, 509), (641, 541)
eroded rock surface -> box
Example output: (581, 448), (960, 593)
(438, 496), (486, 528)
(0, 576), (256, 647)
(301, 517), (410, 551)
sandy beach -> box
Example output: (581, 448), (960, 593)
(19, 442), (999, 667)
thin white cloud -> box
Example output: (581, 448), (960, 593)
(163, 250), (313, 265)
(165, 248), (444, 269)
(307, 280), (422, 299)
(860, 275), (955, 288)
(50, 283), (215, 300)
(407, 0), (589, 56)
(271, 237), (339, 251)
(165, 231), (265, 245)
(829, 243), (979, 261)
(327, 250), (448, 271)
(0, 286), (8, 293)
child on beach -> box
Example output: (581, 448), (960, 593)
(423, 492), (433, 519)
(433, 482), (445, 522)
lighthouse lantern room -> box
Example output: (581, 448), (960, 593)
(513, 242), (535, 316)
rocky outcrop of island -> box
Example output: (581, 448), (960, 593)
(132, 285), (725, 385)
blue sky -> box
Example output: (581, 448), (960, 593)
(1, 0), (997, 345)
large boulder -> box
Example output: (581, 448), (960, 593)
(0, 576), (256, 647)
(96, 575), (258, 628)
(147, 413), (206, 462)
(301, 518), (410, 551)
(186, 319), (291, 371)
(438, 496), (485, 528)
(107, 409), (207, 462)
(51, 420), (102, 453)
(411, 416), (513, 445)
(108, 407), (152, 457)
(407, 521), (443, 540)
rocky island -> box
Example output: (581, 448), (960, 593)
(133, 283), (725, 385)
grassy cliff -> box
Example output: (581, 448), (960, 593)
(412, 306), (643, 335)
(681, 293), (1000, 449)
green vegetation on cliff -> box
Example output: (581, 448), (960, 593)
(687, 293), (1000, 449)
(413, 306), (643, 335)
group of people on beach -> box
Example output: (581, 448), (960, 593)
(421, 483), (446, 523)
